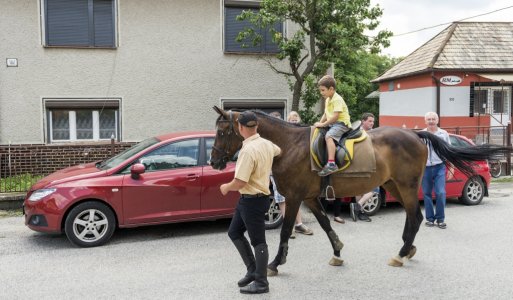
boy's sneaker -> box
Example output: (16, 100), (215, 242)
(349, 203), (357, 222)
(358, 212), (372, 222)
(295, 224), (313, 235)
(318, 163), (338, 177)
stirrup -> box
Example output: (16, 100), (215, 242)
(325, 185), (336, 201)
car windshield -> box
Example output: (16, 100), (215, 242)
(97, 137), (160, 170)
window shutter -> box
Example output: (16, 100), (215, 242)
(46, 0), (90, 46)
(264, 22), (282, 53)
(225, 7), (262, 53)
(93, 0), (115, 47)
(469, 84), (475, 117)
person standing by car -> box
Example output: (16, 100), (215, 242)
(268, 111), (313, 238)
(422, 112), (450, 229)
(349, 113), (376, 222)
(220, 111), (281, 294)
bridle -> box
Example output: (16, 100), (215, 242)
(212, 111), (241, 165)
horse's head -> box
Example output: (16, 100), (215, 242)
(210, 106), (244, 170)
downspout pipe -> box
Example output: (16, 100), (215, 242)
(431, 74), (441, 126)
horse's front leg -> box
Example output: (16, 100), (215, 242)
(267, 198), (300, 276)
(304, 197), (344, 266)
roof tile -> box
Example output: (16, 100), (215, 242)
(373, 22), (513, 82)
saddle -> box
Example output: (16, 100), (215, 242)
(311, 121), (366, 171)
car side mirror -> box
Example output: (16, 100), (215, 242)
(130, 163), (146, 179)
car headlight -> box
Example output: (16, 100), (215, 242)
(28, 188), (57, 202)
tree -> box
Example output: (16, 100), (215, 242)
(237, 0), (392, 113)
(335, 52), (401, 126)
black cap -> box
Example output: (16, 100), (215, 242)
(238, 111), (258, 127)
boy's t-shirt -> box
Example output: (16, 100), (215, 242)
(325, 92), (350, 126)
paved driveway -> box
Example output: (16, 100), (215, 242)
(1, 182), (513, 299)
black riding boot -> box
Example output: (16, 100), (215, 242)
(240, 243), (269, 294)
(232, 238), (256, 287)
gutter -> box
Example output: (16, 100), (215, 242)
(431, 73), (441, 124)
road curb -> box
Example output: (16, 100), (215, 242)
(0, 193), (25, 210)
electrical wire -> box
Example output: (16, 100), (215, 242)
(392, 5), (513, 37)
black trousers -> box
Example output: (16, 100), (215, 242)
(321, 198), (343, 217)
(228, 195), (270, 247)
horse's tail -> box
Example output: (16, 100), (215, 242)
(415, 131), (513, 177)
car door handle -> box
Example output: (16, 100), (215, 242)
(186, 174), (199, 180)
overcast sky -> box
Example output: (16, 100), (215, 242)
(370, 0), (513, 58)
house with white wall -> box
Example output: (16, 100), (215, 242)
(0, 0), (292, 145)
(372, 22), (513, 132)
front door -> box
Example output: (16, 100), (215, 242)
(200, 138), (238, 217)
(122, 138), (202, 225)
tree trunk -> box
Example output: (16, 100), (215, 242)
(291, 79), (303, 112)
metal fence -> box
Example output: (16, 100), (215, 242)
(444, 125), (512, 175)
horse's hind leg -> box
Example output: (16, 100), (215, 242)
(303, 197), (345, 266)
(267, 197), (301, 276)
(383, 180), (423, 267)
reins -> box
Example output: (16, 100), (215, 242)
(212, 111), (240, 164)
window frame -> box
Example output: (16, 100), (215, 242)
(223, 0), (283, 54)
(41, 0), (118, 48)
(473, 89), (488, 114)
(472, 85), (510, 115)
(221, 98), (286, 116)
(43, 98), (121, 143)
(137, 138), (200, 172)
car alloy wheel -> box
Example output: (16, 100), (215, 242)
(460, 177), (484, 205)
(65, 202), (116, 247)
(361, 192), (381, 216)
(265, 197), (283, 230)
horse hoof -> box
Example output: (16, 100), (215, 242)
(267, 267), (278, 276)
(329, 256), (344, 266)
(388, 255), (404, 267)
(407, 246), (417, 259)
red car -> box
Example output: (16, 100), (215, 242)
(24, 131), (242, 247)
(343, 133), (491, 216)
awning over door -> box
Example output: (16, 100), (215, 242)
(477, 73), (513, 82)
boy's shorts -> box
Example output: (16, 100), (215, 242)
(372, 187), (380, 194)
(270, 175), (285, 203)
(326, 122), (350, 143)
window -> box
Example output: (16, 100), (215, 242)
(43, 0), (116, 48)
(472, 87), (510, 115)
(222, 100), (285, 115)
(224, 1), (282, 53)
(139, 139), (199, 171)
(449, 135), (472, 147)
(388, 81), (394, 91)
(44, 99), (120, 143)
(207, 137), (238, 163)
(206, 138), (214, 164)
(493, 90), (507, 114)
(473, 89), (487, 114)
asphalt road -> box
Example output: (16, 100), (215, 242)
(1, 182), (513, 299)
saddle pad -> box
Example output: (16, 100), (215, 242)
(310, 127), (376, 177)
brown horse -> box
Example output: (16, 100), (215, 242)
(210, 106), (512, 274)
